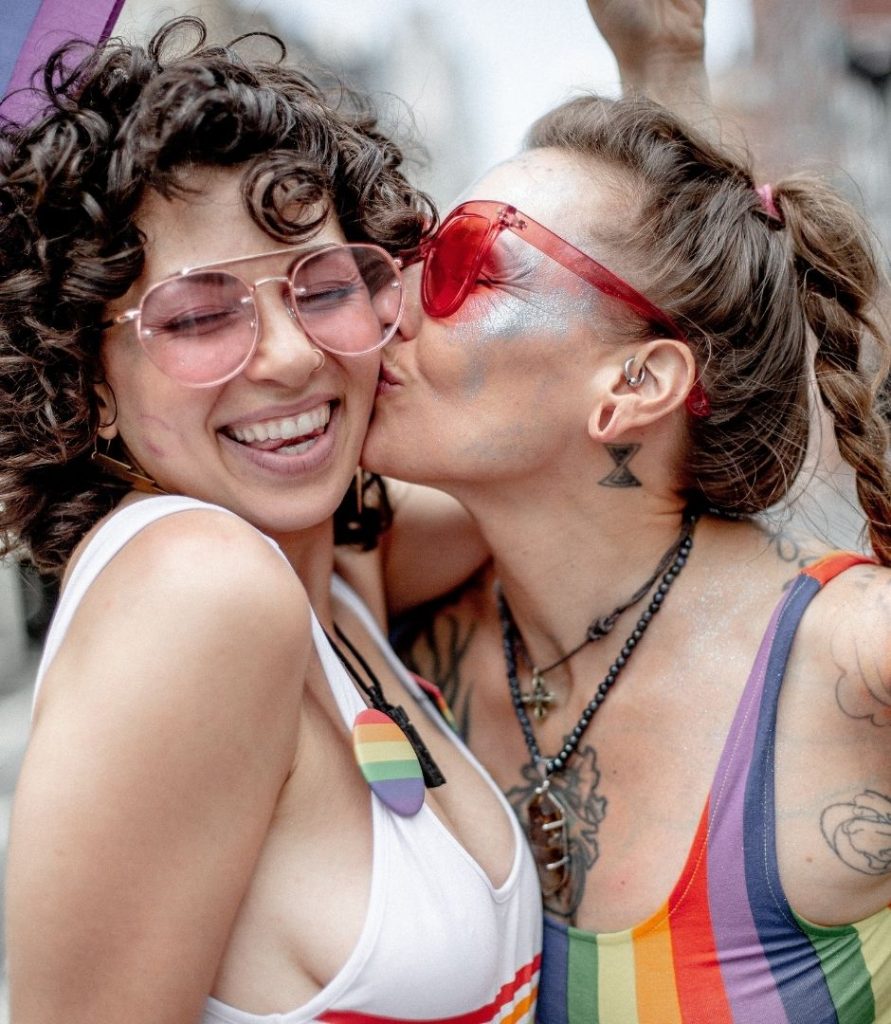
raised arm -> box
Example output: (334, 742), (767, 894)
(587, 0), (712, 124)
(6, 511), (310, 1024)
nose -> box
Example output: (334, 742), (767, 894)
(242, 280), (323, 382)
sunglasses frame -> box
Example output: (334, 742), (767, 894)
(418, 200), (685, 340)
(101, 242), (405, 388)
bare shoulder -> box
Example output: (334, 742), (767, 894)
(38, 506), (312, 723)
(782, 557), (891, 908)
(807, 559), (891, 682)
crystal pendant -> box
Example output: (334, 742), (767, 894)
(526, 778), (570, 897)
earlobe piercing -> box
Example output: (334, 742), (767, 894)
(623, 356), (647, 389)
(311, 348), (326, 373)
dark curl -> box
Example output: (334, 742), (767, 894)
(0, 17), (434, 573)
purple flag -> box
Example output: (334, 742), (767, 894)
(1, 0), (127, 123)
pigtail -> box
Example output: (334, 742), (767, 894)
(779, 177), (891, 564)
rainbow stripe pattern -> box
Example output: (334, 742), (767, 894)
(317, 953), (540, 1023)
(352, 708), (425, 817)
(538, 553), (891, 1024)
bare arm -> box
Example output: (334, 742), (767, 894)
(6, 511), (310, 1024)
(587, 0), (713, 126)
(337, 480), (489, 621)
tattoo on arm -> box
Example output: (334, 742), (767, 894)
(834, 647), (891, 728)
(505, 744), (608, 921)
(821, 790), (891, 875)
(599, 444), (642, 488)
(396, 612), (475, 740)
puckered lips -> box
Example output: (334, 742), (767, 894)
(376, 363), (402, 397)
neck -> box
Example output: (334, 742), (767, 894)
(456, 476), (690, 668)
(271, 518), (338, 627)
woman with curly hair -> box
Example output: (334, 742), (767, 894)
(0, 19), (543, 1024)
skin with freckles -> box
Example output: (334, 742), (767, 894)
(365, 144), (891, 944)
(365, 151), (625, 488)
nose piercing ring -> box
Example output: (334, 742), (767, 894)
(311, 348), (326, 373)
(623, 356), (647, 388)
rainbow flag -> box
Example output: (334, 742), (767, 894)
(1, 0), (127, 123)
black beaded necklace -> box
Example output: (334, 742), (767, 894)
(509, 526), (690, 721)
(496, 514), (696, 895)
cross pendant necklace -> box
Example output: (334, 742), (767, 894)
(520, 670), (556, 720)
(504, 527), (688, 722)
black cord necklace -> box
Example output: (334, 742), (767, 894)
(325, 624), (446, 789)
(509, 524), (691, 721)
(496, 514), (696, 895)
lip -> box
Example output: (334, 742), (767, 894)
(376, 363), (403, 397)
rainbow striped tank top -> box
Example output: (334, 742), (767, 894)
(538, 553), (891, 1024)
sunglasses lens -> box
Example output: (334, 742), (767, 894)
(423, 213), (490, 317)
(290, 245), (403, 355)
(138, 272), (256, 387)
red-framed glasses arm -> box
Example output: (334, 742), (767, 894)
(505, 209), (686, 341)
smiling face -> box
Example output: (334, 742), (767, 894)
(98, 166), (380, 541)
(363, 148), (639, 492)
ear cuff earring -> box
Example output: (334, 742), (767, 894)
(623, 356), (647, 389)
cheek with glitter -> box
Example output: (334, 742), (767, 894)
(447, 282), (602, 399)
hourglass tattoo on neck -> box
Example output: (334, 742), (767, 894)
(599, 444), (642, 488)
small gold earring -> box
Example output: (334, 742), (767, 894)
(91, 439), (167, 495)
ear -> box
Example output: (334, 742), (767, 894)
(587, 339), (696, 443)
(94, 381), (118, 440)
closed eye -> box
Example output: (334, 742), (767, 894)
(143, 305), (246, 338)
(293, 279), (366, 313)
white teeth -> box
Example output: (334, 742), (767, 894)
(230, 403), (331, 444)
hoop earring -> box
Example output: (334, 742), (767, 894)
(311, 348), (326, 373)
(91, 438), (167, 495)
(623, 356), (647, 389)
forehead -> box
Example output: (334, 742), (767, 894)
(458, 148), (627, 249)
(135, 166), (341, 279)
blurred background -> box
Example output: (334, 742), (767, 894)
(1, 0), (890, 1016)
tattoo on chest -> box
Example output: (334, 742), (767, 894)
(505, 744), (608, 920)
(821, 789), (891, 876)
(599, 444), (642, 488)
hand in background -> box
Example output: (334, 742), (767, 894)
(586, 0), (712, 124)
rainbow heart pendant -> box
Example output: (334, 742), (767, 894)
(352, 708), (425, 817)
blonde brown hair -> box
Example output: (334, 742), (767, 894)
(527, 95), (891, 563)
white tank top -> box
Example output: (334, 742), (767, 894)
(32, 496), (542, 1023)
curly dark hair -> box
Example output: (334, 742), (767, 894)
(527, 95), (891, 563)
(0, 17), (434, 574)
